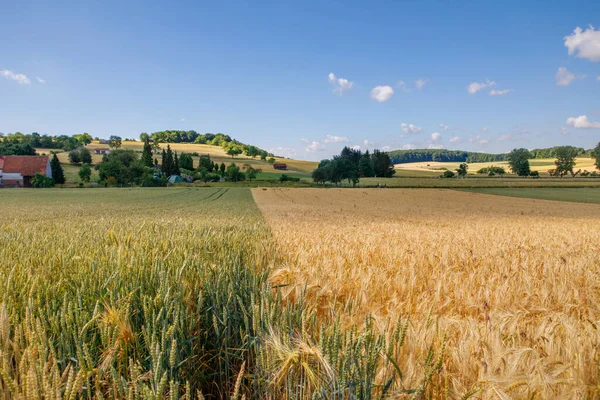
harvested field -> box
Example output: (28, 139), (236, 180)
(253, 187), (600, 398)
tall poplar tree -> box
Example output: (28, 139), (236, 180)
(50, 153), (65, 184)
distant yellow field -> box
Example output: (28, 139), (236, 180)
(253, 188), (600, 398)
(396, 158), (597, 174)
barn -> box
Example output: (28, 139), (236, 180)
(273, 163), (287, 170)
(95, 148), (111, 155)
(0, 156), (52, 188)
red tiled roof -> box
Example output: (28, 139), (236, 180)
(2, 156), (49, 176)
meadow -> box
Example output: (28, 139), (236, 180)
(252, 188), (600, 398)
(461, 187), (600, 204)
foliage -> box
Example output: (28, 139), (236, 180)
(279, 173), (300, 182)
(109, 135), (122, 149)
(0, 132), (79, 150)
(507, 148), (531, 176)
(477, 166), (506, 176)
(456, 162), (468, 177)
(226, 163), (245, 182)
(50, 153), (65, 184)
(591, 142), (600, 171)
(161, 145), (179, 176)
(442, 170), (456, 178)
(96, 149), (152, 185)
(73, 132), (93, 145)
(141, 138), (154, 167)
(387, 148), (508, 164)
(179, 152), (194, 170)
(0, 142), (36, 156)
(31, 173), (55, 188)
(312, 147), (395, 186)
(79, 163), (92, 182)
(68, 147), (92, 164)
(244, 164), (262, 181)
(554, 146), (579, 177)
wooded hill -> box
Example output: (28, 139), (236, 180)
(387, 146), (593, 164)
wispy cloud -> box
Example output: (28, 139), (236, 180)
(467, 79), (495, 94)
(36, 77), (45, 84)
(449, 136), (461, 143)
(269, 146), (296, 158)
(0, 69), (30, 84)
(324, 135), (349, 144)
(560, 127), (569, 136)
(415, 78), (428, 89)
(439, 124), (449, 131)
(401, 123), (422, 134)
(328, 72), (354, 95)
(370, 85), (394, 102)
(489, 89), (512, 96)
(301, 138), (326, 152)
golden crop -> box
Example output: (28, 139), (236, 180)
(253, 187), (600, 398)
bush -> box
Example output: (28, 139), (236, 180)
(477, 166), (506, 175)
(530, 171), (540, 178)
(279, 174), (300, 182)
(31, 173), (55, 188)
(442, 170), (455, 178)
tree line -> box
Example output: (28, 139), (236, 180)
(508, 144), (600, 177)
(0, 132), (93, 152)
(312, 147), (395, 186)
(387, 146), (595, 165)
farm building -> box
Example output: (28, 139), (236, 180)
(273, 163), (287, 170)
(0, 156), (52, 188)
(95, 148), (111, 155)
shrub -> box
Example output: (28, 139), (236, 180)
(31, 173), (55, 188)
(442, 170), (455, 178)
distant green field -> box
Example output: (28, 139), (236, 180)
(460, 188), (600, 204)
(357, 176), (600, 188)
(255, 171), (309, 180)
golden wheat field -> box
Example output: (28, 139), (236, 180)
(253, 188), (600, 398)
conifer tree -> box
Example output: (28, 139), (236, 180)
(141, 138), (153, 167)
(174, 151), (180, 175)
(50, 153), (65, 184)
(161, 149), (167, 175)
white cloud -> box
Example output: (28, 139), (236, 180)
(481, 127), (489, 133)
(468, 135), (490, 145)
(400, 143), (417, 150)
(36, 77), (45, 84)
(269, 147), (296, 158)
(555, 67), (576, 86)
(180, 117), (185, 122)
(382, 145), (391, 151)
(0, 69), (30, 84)
(566, 115), (600, 129)
(415, 78), (428, 89)
(564, 25), (600, 62)
(597, 76), (600, 81)
(370, 85), (394, 102)
(401, 122), (422, 134)
(328, 72), (354, 95)
(431, 132), (441, 141)
(428, 144), (444, 149)
(560, 127), (569, 136)
(350, 145), (361, 151)
(489, 89), (512, 96)
(467, 79), (495, 94)
(449, 136), (461, 143)
(324, 135), (348, 144)
(301, 139), (326, 152)
(439, 124), (449, 131)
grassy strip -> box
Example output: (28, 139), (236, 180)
(457, 187), (600, 204)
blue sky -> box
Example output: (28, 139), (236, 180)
(1, 0), (599, 160)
